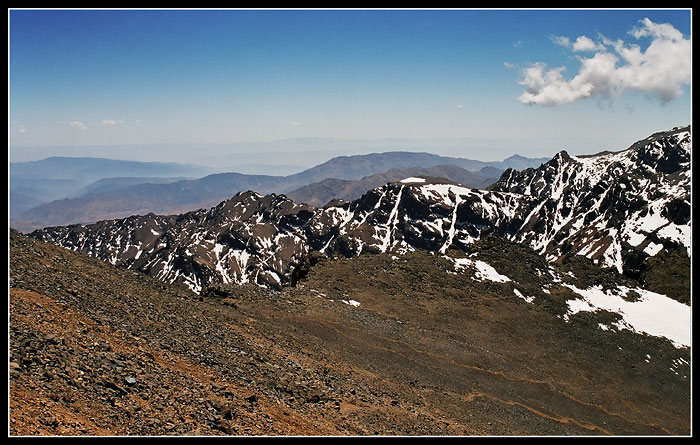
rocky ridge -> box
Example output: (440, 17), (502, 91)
(489, 126), (691, 275)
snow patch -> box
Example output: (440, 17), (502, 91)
(643, 242), (663, 256)
(450, 257), (512, 283)
(400, 177), (426, 183)
(562, 284), (690, 348)
(625, 230), (647, 247)
(513, 288), (535, 303)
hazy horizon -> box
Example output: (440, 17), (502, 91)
(9, 126), (680, 175)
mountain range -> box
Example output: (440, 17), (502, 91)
(9, 157), (212, 220)
(10, 151), (549, 232)
(30, 125), (690, 299)
(286, 164), (498, 207)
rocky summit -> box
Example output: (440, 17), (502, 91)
(12, 125), (691, 436)
(489, 126), (690, 275)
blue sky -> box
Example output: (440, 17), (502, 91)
(8, 9), (692, 167)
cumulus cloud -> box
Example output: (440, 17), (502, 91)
(519, 18), (690, 106)
(101, 119), (124, 126)
(69, 121), (87, 130)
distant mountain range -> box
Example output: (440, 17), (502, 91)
(10, 151), (549, 232)
(31, 126), (690, 303)
(9, 157), (213, 219)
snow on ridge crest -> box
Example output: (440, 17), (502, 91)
(400, 177), (426, 183)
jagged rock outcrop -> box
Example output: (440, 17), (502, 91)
(490, 126), (691, 273)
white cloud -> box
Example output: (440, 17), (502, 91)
(504, 62), (515, 69)
(455, 104), (464, 109)
(631, 17), (684, 41)
(519, 18), (690, 106)
(518, 63), (596, 106)
(572, 36), (606, 52)
(291, 121), (303, 127)
(69, 121), (87, 130)
(17, 124), (26, 134)
(101, 119), (124, 126)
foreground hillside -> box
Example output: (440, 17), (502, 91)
(9, 230), (690, 436)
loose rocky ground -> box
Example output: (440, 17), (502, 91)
(9, 230), (690, 436)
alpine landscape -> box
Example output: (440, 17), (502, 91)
(9, 9), (692, 437)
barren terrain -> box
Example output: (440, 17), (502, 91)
(9, 230), (690, 436)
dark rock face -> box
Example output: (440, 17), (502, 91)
(31, 127), (690, 295)
(32, 192), (316, 292)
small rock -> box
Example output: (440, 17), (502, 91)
(215, 419), (235, 434)
(221, 405), (235, 421)
(45, 334), (59, 344)
(125, 376), (137, 385)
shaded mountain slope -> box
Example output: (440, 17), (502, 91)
(69, 176), (194, 198)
